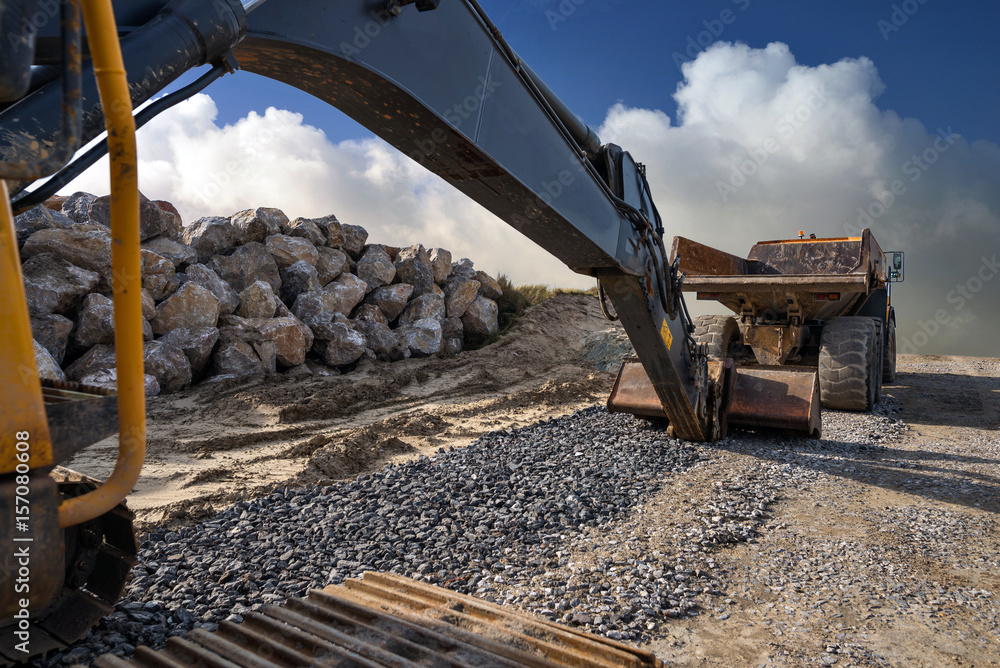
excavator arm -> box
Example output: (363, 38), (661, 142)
(3, 0), (729, 441)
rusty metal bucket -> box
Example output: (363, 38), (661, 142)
(608, 360), (821, 439)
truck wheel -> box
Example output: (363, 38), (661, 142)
(819, 317), (879, 411)
(882, 318), (897, 383)
(692, 315), (741, 360)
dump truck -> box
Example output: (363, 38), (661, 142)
(609, 230), (904, 431)
(0, 0), (887, 664)
(674, 230), (904, 409)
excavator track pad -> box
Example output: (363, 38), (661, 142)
(97, 571), (662, 668)
(608, 359), (821, 439)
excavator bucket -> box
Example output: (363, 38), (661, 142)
(608, 359), (821, 439)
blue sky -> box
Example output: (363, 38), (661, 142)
(68, 1), (1000, 356)
(199, 0), (1000, 148)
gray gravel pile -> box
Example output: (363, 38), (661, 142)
(36, 407), (709, 665)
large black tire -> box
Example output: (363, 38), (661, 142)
(883, 318), (897, 383)
(692, 315), (741, 360)
(819, 317), (880, 411)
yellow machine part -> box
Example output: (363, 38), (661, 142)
(57, 0), (146, 529)
(0, 180), (53, 473)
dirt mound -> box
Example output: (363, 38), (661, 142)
(64, 294), (622, 529)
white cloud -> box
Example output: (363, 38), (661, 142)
(63, 94), (592, 292)
(599, 42), (1000, 357)
(64, 41), (1000, 356)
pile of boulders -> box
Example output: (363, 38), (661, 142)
(16, 192), (502, 396)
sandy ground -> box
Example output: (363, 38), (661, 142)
(65, 294), (618, 530)
(641, 355), (1000, 666)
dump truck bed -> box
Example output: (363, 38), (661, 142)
(671, 230), (888, 322)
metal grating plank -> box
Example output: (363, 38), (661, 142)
(100, 573), (662, 668)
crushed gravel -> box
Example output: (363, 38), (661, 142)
(32, 359), (1000, 667)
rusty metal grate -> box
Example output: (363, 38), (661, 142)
(96, 572), (663, 668)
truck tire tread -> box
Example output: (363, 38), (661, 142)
(819, 317), (878, 411)
(692, 315), (740, 360)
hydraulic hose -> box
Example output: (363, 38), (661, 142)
(13, 62), (230, 213)
(58, 0), (144, 529)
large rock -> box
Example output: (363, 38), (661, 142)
(442, 316), (464, 341)
(65, 344), (117, 382)
(366, 284), (413, 321)
(143, 340), (192, 393)
(31, 314), (73, 364)
(292, 275), (369, 328)
(142, 236), (197, 269)
(358, 320), (408, 361)
(462, 296), (499, 342)
(323, 273), (368, 316)
(312, 319), (366, 367)
(443, 337), (463, 356)
(341, 224), (369, 258)
(152, 281), (221, 335)
(246, 317), (308, 367)
(78, 368), (161, 397)
(443, 278), (480, 318)
(397, 318), (443, 357)
(21, 226), (113, 287)
(265, 234), (319, 268)
(33, 340), (65, 382)
(352, 303), (388, 325)
(60, 192), (99, 225)
(310, 215), (343, 248)
(208, 242), (281, 293)
(141, 250), (180, 301)
(22, 252), (100, 315)
(87, 192), (180, 241)
(355, 246), (395, 292)
(279, 260), (321, 305)
(182, 216), (240, 263)
(75, 293), (116, 348)
(211, 330), (277, 378)
(394, 244), (434, 296)
(236, 280), (278, 319)
(230, 207), (287, 244)
(160, 327), (220, 377)
(153, 200), (183, 240)
(476, 270), (503, 300)
(182, 264), (240, 315)
(140, 289), (156, 319)
(270, 305), (316, 354)
(399, 293), (446, 326)
(429, 248), (452, 284)
(14, 205), (71, 247)
(291, 290), (333, 328)
(315, 247), (349, 285)
(450, 258), (477, 282)
(282, 217), (327, 246)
